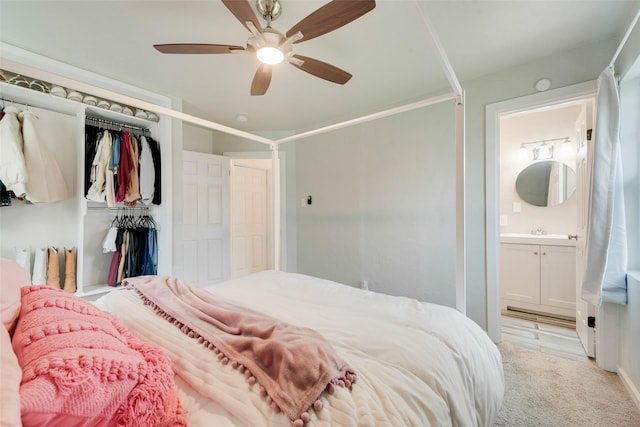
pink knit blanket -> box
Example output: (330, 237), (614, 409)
(124, 275), (356, 425)
(12, 285), (186, 427)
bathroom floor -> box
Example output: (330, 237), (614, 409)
(500, 315), (589, 362)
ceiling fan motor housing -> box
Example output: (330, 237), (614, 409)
(257, 0), (281, 22)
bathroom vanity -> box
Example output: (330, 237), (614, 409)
(500, 233), (577, 318)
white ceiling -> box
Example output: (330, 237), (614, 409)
(1, 0), (638, 133)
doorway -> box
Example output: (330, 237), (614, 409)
(230, 158), (273, 278)
(485, 81), (597, 351)
(225, 151), (287, 276)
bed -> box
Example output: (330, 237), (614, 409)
(97, 270), (503, 426)
(3, 262), (503, 426)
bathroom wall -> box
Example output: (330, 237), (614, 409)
(499, 103), (585, 235)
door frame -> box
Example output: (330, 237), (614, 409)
(224, 151), (287, 272)
(485, 81), (597, 342)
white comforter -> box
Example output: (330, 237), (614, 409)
(95, 271), (503, 427)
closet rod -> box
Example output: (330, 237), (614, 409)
(85, 116), (149, 134)
(0, 96), (71, 117)
(86, 205), (152, 210)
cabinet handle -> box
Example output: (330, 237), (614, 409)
(533, 252), (538, 255)
(568, 234), (578, 240)
(542, 252), (546, 255)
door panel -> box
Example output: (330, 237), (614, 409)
(181, 151), (230, 287)
(231, 165), (269, 278)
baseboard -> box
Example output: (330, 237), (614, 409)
(618, 366), (640, 411)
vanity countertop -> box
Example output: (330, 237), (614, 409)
(500, 233), (577, 246)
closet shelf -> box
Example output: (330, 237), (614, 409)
(1, 81), (81, 116)
(1, 79), (157, 128)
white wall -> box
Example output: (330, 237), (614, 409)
(295, 103), (456, 306)
(499, 105), (581, 235)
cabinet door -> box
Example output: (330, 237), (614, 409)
(540, 245), (576, 310)
(501, 243), (540, 304)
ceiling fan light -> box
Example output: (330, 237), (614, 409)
(257, 46), (284, 64)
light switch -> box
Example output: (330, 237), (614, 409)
(500, 215), (508, 226)
(512, 202), (521, 213)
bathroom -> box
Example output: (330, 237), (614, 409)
(498, 96), (595, 328)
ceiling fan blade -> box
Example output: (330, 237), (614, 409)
(289, 54), (352, 85)
(286, 0), (375, 43)
(221, 0), (263, 33)
(251, 64), (272, 96)
(154, 43), (244, 54)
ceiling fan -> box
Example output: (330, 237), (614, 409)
(154, 0), (376, 96)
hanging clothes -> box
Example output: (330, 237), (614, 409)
(19, 109), (69, 203)
(0, 105), (28, 197)
(139, 136), (156, 204)
(84, 121), (161, 206)
(84, 124), (100, 196)
(115, 130), (132, 203)
(147, 136), (162, 205)
(124, 134), (141, 207)
(86, 131), (112, 203)
(104, 209), (158, 286)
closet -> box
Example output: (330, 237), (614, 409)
(0, 53), (173, 299)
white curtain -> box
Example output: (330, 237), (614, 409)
(582, 67), (628, 306)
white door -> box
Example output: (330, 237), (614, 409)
(575, 103), (596, 358)
(230, 163), (271, 279)
(181, 151), (230, 286)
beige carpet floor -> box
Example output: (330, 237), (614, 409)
(495, 341), (640, 426)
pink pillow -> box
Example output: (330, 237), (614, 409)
(1, 325), (22, 427)
(12, 286), (187, 427)
(0, 258), (30, 333)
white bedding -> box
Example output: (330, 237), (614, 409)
(95, 270), (504, 426)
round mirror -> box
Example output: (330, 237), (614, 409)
(515, 161), (576, 207)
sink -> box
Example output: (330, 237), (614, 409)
(500, 233), (577, 246)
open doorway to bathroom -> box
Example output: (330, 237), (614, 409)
(485, 81), (597, 360)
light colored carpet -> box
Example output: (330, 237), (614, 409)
(495, 341), (640, 426)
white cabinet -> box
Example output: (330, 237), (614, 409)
(0, 57), (173, 298)
(501, 242), (576, 317)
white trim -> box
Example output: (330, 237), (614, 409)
(485, 81), (597, 342)
(456, 93), (466, 313)
(272, 146), (281, 271)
